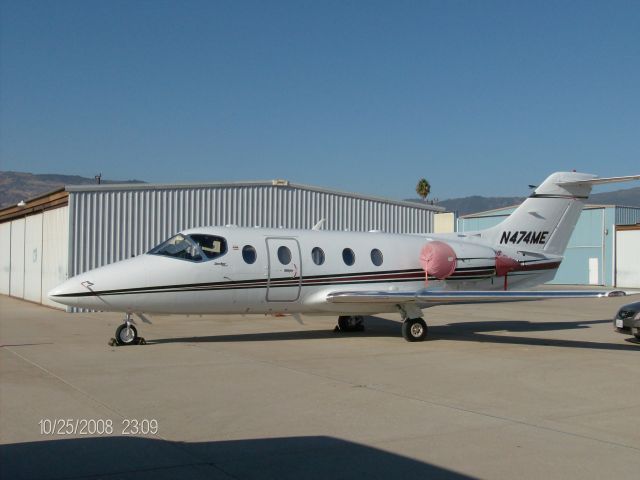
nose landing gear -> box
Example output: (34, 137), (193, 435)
(111, 313), (146, 346)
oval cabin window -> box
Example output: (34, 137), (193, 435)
(342, 248), (355, 266)
(370, 248), (383, 266)
(242, 245), (257, 264)
(311, 247), (325, 265)
(278, 246), (292, 265)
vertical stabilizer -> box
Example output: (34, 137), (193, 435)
(483, 172), (596, 256)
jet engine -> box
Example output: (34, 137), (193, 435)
(420, 240), (517, 283)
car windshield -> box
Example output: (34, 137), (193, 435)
(148, 234), (228, 262)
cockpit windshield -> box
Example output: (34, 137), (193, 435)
(148, 234), (227, 262)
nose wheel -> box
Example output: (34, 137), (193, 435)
(115, 323), (138, 345)
(112, 314), (145, 346)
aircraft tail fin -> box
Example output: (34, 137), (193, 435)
(482, 172), (639, 256)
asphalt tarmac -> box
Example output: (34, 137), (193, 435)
(1, 292), (639, 479)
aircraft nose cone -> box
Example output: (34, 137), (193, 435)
(47, 278), (82, 304)
(47, 286), (63, 300)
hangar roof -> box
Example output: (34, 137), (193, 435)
(0, 179), (445, 224)
(64, 179), (445, 212)
(0, 188), (68, 224)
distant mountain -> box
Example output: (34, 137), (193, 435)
(0, 171), (145, 209)
(3, 170), (639, 215)
(436, 195), (525, 216)
(409, 187), (640, 216)
(590, 186), (640, 208)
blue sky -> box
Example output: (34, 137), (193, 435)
(1, 0), (638, 200)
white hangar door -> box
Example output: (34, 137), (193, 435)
(10, 218), (25, 298)
(266, 238), (301, 302)
(24, 214), (43, 303)
(0, 222), (10, 295)
(42, 206), (69, 309)
(616, 227), (640, 288)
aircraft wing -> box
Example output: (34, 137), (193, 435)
(326, 289), (630, 305)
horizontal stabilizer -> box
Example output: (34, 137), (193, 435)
(556, 174), (640, 187)
(326, 289), (632, 305)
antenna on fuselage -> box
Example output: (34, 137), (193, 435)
(312, 218), (326, 230)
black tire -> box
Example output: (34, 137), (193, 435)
(337, 315), (364, 332)
(402, 318), (428, 342)
(634, 332), (640, 340)
(353, 315), (365, 331)
(115, 324), (138, 346)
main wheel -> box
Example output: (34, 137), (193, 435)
(337, 315), (364, 332)
(115, 324), (138, 346)
(402, 318), (428, 342)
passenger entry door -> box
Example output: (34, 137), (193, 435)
(266, 238), (301, 302)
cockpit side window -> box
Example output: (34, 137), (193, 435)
(149, 234), (203, 262)
(148, 234), (227, 262)
(190, 234), (227, 259)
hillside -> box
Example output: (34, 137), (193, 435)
(590, 186), (640, 208)
(2, 170), (639, 215)
(435, 195), (525, 216)
(0, 171), (144, 208)
(434, 187), (640, 215)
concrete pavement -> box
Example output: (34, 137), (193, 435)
(1, 293), (639, 479)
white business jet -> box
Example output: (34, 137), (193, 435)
(49, 171), (640, 345)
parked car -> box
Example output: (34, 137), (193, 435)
(613, 301), (640, 340)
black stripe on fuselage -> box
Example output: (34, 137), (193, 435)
(52, 266), (501, 298)
(54, 268), (423, 297)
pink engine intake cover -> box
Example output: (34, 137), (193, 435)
(420, 241), (457, 283)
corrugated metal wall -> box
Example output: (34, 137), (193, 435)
(615, 206), (640, 226)
(68, 185), (439, 276)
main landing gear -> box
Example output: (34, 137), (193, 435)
(397, 304), (428, 342)
(335, 315), (365, 332)
(112, 313), (146, 346)
(334, 309), (429, 342)
(401, 317), (428, 342)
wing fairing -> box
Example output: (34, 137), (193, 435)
(326, 289), (629, 305)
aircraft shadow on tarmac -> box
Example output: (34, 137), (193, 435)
(146, 316), (639, 352)
(0, 435), (472, 480)
(429, 318), (640, 351)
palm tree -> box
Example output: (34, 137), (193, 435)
(416, 178), (431, 202)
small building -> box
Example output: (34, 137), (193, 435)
(0, 180), (449, 309)
(459, 204), (640, 287)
